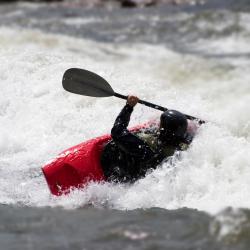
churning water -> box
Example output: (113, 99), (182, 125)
(0, 2), (250, 249)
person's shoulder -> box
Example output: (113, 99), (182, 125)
(179, 143), (189, 151)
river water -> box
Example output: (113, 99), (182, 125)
(0, 1), (250, 249)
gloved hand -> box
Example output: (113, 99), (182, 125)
(127, 95), (139, 107)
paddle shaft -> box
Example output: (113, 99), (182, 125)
(114, 92), (166, 111)
(114, 92), (205, 124)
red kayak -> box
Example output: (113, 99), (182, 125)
(42, 119), (198, 196)
(42, 122), (155, 196)
(42, 134), (109, 196)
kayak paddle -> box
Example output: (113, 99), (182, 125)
(62, 68), (205, 124)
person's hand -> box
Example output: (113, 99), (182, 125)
(127, 95), (139, 107)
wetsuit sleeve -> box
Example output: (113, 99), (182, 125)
(111, 104), (155, 160)
(111, 104), (133, 137)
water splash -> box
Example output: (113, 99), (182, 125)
(0, 25), (249, 214)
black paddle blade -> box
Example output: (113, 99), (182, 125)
(62, 68), (115, 97)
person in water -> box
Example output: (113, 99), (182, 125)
(101, 95), (195, 183)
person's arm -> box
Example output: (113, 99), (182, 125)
(111, 104), (134, 138)
(111, 96), (154, 160)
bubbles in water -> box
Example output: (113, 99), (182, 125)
(0, 25), (250, 214)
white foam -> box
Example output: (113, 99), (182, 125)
(63, 17), (105, 26)
(0, 24), (249, 214)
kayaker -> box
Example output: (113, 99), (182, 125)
(101, 95), (196, 183)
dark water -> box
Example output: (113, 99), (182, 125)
(1, 1), (250, 249)
(2, 205), (250, 250)
(0, 0), (249, 56)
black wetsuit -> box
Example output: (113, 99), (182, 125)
(101, 104), (192, 183)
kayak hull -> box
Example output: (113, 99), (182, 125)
(42, 134), (110, 196)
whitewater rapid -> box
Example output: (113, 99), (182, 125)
(0, 26), (249, 214)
